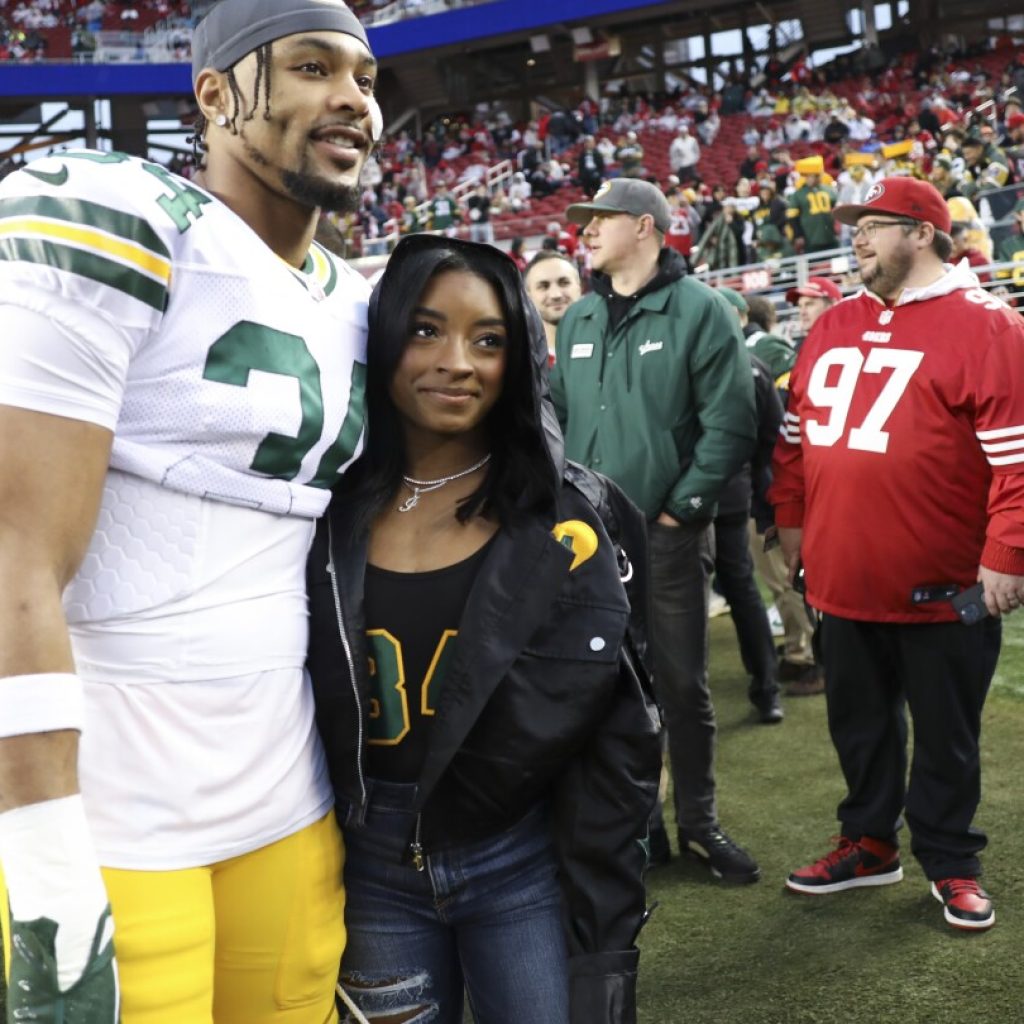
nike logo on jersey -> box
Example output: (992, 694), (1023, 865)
(24, 165), (69, 187)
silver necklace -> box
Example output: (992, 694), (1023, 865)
(397, 453), (492, 513)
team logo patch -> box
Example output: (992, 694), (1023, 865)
(594, 181), (613, 201)
(552, 520), (599, 571)
(865, 182), (885, 204)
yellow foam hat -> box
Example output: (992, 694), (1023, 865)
(881, 139), (914, 159)
(843, 152), (876, 168)
(794, 155), (825, 175)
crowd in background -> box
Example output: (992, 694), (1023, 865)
(2, 0), (1024, 304)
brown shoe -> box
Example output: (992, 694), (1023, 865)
(778, 659), (811, 683)
(785, 665), (825, 696)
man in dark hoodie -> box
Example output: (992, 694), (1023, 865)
(551, 179), (760, 881)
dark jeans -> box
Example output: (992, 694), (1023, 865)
(820, 614), (1001, 879)
(647, 520), (717, 833)
(713, 508), (778, 701)
(340, 782), (569, 1024)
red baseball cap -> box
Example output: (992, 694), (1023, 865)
(786, 277), (843, 304)
(833, 177), (952, 233)
(1008, 113), (1024, 130)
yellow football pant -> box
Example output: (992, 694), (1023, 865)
(2, 811), (345, 1024)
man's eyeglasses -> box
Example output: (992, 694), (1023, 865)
(851, 218), (919, 242)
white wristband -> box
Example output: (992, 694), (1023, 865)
(0, 673), (84, 738)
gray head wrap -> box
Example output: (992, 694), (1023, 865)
(191, 0), (370, 86)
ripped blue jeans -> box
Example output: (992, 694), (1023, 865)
(339, 781), (569, 1023)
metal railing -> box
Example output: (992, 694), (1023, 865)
(371, 158), (514, 253)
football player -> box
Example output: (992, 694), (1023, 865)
(0, 1), (380, 1021)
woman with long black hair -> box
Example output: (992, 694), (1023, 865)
(306, 234), (660, 1024)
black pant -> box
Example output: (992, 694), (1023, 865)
(713, 508), (778, 701)
(647, 520), (717, 832)
(820, 614), (1001, 879)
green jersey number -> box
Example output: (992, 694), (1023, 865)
(60, 151), (211, 232)
(203, 321), (365, 485)
(367, 630), (458, 744)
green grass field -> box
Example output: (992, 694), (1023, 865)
(637, 612), (1024, 1024)
(3, 615), (1023, 1023)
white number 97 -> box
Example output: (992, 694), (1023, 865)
(805, 347), (924, 454)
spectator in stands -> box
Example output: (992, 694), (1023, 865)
(360, 193), (390, 256)
(524, 250), (581, 362)
(697, 106), (721, 147)
(464, 182), (493, 244)
(996, 198), (1024, 267)
(399, 195), (423, 235)
(577, 135), (605, 196)
(540, 220), (576, 258)
(426, 181), (458, 237)
(615, 131), (645, 178)
(1003, 113), (1024, 180)
(668, 123), (701, 183)
(787, 156), (839, 253)
(784, 111), (810, 143)
(960, 131), (1010, 197)
(738, 145), (762, 181)
(664, 188), (701, 267)
(773, 177), (1024, 934)
(836, 160), (877, 243)
(553, 178), (760, 883)
(713, 287), (785, 725)
(506, 170), (531, 213)
(545, 158), (569, 191)
(546, 107), (580, 155)
(507, 235), (528, 272)
(786, 276), (841, 350)
(951, 221), (990, 280)
(930, 154), (965, 200)
(693, 199), (743, 271)
(823, 113), (850, 145)
(754, 180), (789, 237)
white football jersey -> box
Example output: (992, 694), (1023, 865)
(0, 151), (368, 867)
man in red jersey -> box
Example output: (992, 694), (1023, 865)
(770, 177), (1024, 933)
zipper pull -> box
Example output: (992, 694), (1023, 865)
(409, 841), (425, 872)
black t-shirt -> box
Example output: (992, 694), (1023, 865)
(363, 539), (493, 782)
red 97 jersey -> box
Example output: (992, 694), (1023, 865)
(770, 281), (1024, 622)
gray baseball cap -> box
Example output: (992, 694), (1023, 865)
(191, 0), (370, 87)
(565, 179), (672, 233)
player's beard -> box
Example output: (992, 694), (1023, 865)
(281, 150), (363, 214)
(860, 243), (914, 300)
(244, 138), (363, 214)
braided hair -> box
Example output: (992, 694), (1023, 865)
(188, 43), (274, 167)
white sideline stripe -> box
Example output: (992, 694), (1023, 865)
(976, 424), (1024, 440)
(979, 438), (1024, 453)
(987, 452), (1024, 466)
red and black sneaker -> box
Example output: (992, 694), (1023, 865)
(930, 878), (995, 931)
(786, 835), (903, 894)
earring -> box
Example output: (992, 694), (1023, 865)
(214, 113), (228, 127)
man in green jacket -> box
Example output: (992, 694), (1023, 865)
(551, 178), (760, 882)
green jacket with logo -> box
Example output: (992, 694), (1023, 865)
(550, 249), (756, 522)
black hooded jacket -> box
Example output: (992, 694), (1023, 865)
(305, 236), (661, 1023)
